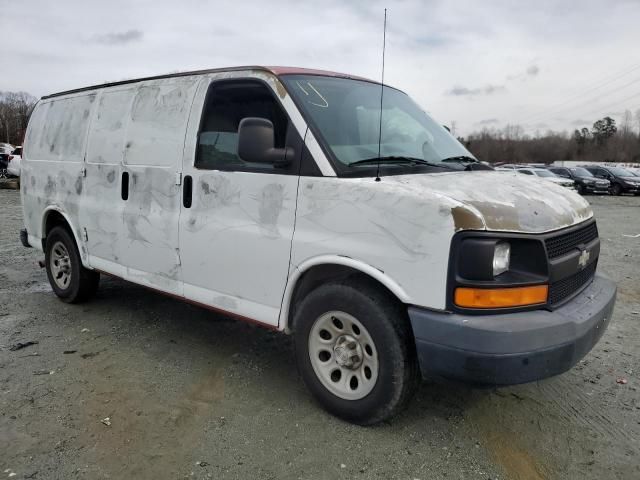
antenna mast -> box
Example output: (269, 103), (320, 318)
(375, 8), (387, 182)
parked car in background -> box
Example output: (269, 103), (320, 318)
(441, 156), (494, 171)
(583, 165), (640, 195)
(547, 166), (610, 195)
(493, 163), (521, 170)
(7, 146), (22, 177)
(0, 143), (14, 171)
(517, 167), (575, 189)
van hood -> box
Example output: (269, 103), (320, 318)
(388, 171), (592, 234)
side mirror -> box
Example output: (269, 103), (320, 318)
(237, 117), (293, 166)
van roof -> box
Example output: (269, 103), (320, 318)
(41, 66), (375, 100)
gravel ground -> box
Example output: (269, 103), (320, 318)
(1, 189), (639, 480)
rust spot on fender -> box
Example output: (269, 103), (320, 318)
(451, 205), (485, 231)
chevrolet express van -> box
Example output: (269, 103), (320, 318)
(20, 66), (616, 424)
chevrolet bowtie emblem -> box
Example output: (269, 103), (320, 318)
(578, 249), (590, 269)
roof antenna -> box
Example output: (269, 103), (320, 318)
(375, 8), (387, 182)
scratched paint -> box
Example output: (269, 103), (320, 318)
(20, 66), (595, 329)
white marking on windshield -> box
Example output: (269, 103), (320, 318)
(295, 81), (329, 108)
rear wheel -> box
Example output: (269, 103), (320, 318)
(293, 278), (419, 425)
(45, 226), (99, 303)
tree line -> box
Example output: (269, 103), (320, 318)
(459, 111), (640, 165)
(0, 91), (38, 146)
(2, 88), (640, 166)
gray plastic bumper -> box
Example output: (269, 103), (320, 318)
(409, 274), (616, 385)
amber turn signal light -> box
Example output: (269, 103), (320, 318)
(454, 285), (548, 309)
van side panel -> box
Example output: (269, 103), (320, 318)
(117, 78), (199, 294)
(21, 94), (97, 259)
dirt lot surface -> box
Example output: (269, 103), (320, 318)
(1, 189), (639, 480)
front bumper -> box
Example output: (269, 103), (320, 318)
(584, 183), (610, 194)
(409, 273), (616, 385)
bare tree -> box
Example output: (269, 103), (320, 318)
(0, 91), (38, 144)
(464, 115), (640, 164)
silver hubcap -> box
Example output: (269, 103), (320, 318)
(308, 311), (379, 400)
(50, 241), (72, 289)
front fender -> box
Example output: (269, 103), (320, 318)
(278, 254), (411, 332)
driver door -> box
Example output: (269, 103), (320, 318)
(178, 77), (304, 327)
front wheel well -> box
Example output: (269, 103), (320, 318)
(288, 264), (404, 332)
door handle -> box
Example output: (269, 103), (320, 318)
(121, 172), (129, 200)
(183, 175), (192, 208)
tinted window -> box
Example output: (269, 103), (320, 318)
(569, 167), (592, 177)
(549, 168), (569, 177)
(607, 167), (634, 176)
(533, 169), (555, 177)
(196, 81), (288, 170)
(519, 170), (534, 175)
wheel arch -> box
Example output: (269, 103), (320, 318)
(279, 255), (410, 333)
(41, 207), (85, 261)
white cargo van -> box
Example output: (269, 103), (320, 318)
(20, 66), (616, 424)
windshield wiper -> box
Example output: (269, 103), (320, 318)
(349, 156), (455, 169)
(440, 155), (479, 163)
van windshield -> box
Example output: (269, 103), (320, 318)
(281, 75), (474, 174)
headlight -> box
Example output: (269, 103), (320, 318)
(584, 179), (595, 184)
(493, 241), (510, 276)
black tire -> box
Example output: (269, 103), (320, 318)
(576, 184), (585, 195)
(611, 183), (622, 196)
(45, 226), (99, 303)
(293, 278), (420, 425)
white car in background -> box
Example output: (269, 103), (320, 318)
(517, 167), (575, 189)
(7, 146), (22, 177)
(1, 143), (14, 173)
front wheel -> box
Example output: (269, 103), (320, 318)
(45, 226), (99, 303)
(611, 183), (623, 196)
(293, 279), (419, 425)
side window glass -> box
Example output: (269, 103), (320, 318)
(196, 81), (288, 170)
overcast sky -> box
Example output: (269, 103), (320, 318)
(3, 0), (640, 136)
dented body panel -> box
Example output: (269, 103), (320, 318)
(21, 66), (598, 334)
